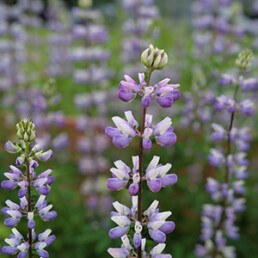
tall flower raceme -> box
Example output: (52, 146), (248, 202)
(1, 119), (56, 258)
(71, 0), (114, 218)
(75, 89), (116, 217)
(106, 45), (180, 258)
(121, 0), (160, 77)
(195, 50), (256, 258)
(47, 0), (72, 78)
(70, 1), (113, 86)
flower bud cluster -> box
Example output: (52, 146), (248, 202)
(195, 51), (256, 257)
(16, 119), (36, 142)
(1, 119), (56, 257)
(141, 45), (168, 70)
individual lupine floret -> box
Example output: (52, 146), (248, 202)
(145, 156), (177, 192)
(2, 200), (22, 227)
(1, 165), (22, 190)
(105, 111), (138, 148)
(144, 200), (175, 243)
(208, 149), (226, 167)
(109, 201), (133, 239)
(2, 228), (25, 255)
(35, 229), (56, 258)
(107, 160), (131, 191)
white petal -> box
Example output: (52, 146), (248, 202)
(111, 215), (130, 227)
(150, 243), (166, 255)
(110, 168), (127, 181)
(158, 163), (172, 177)
(147, 156), (160, 171)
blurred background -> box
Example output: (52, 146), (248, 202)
(0, 0), (258, 257)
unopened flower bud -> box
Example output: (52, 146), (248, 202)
(16, 119), (36, 143)
(141, 45), (168, 70)
(79, 0), (92, 8)
(235, 49), (254, 69)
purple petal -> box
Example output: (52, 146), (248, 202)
(129, 183), (139, 195)
(170, 90), (180, 101)
(118, 89), (135, 102)
(42, 211), (57, 221)
(113, 135), (131, 148)
(159, 221), (175, 234)
(28, 220), (35, 229)
(37, 186), (50, 196)
(18, 251), (27, 258)
(46, 176), (55, 185)
(149, 229), (166, 243)
(156, 96), (173, 108)
(133, 232), (142, 248)
(109, 226), (129, 239)
(16, 156), (25, 166)
(46, 235), (56, 246)
(18, 188), (27, 198)
(1, 180), (17, 190)
(2, 246), (17, 255)
(4, 218), (20, 227)
(147, 179), (162, 192)
(107, 178), (127, 191)
(37, 250), (49, 258)
(37, 150), (53, 161)
(4, 141), (19, 153)
(161, 174), (178, 187)
(143, 139), (152, 151)
(156, 130), (177, 146)
(105, 127), (120, 139)
(142, 96), (151, 107)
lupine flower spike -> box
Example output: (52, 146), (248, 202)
(2, 119), (56, 258)
(195, 50), (256, 258)
(106, 45), (180, 257)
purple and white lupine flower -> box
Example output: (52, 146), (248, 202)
(118, 72), (180, 108)
(107, 46), (179, 257)
(196, 50), (256, 257)
(1, 119), (56, 258)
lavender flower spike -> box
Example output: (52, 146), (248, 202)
(1, 119), (56, 258)
(106, 46), (179, 257)
(196, 50), (256, 257)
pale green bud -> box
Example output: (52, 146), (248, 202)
(16, 119), (36, 143)
(79, 0), (92, 8)
(235, 49), (254, 69)
(23, 132), (29, 142)
(141, 45), (168, 70)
